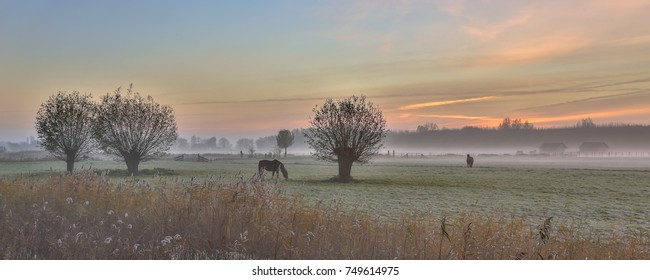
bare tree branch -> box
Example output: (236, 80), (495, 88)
(93, 85), (177, 175)
(35, 91), (97, 172)
(304, 95), (386, 182)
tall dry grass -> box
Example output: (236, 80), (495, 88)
(0, 171), (648, 259)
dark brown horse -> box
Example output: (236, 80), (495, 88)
(466, 154), (474, 168)
(258, 159), (288, 179)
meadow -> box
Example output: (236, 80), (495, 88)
(1, 154), (649, 259)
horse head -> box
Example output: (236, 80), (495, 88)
(279, 162), (288, 179)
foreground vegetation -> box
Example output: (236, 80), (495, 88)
(1, 170), (648, 260)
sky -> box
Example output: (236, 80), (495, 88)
(1, 0), (650, 142)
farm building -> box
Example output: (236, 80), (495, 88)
(539, 142), (567, 155)
(579, 142), (609, 153)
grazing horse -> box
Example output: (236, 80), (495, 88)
(258, 159), (288, 179)
(466, 154), (474, 168)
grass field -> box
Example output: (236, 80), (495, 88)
(2, 154), (649, 235)
(2, 154), (649, 259)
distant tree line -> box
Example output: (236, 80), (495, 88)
(173, 128), (309, 157)
(385, 118), (650, 152)
(175, 136), (232, 151)
(171, 116), (650, 159)
(0, 137), (40, 152)
(498, 118), (534, 130)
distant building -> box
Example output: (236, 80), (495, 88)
(539, 143), (567, 155)
(579, 142), (609, 153)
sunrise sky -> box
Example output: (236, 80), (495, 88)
(1, 0), (650, 141)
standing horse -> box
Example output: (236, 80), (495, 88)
(466, 154), (474, 168)
(258, 159), (288, 179)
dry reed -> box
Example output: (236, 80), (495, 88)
(0, 171), (648, 259)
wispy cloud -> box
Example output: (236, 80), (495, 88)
(316, 0), (428, 22)
(615, 34), (650, 46)
(398, 96), (496, 110)
(177, 96), (331, 106)
(454, 0), (650, 68)
(516, 89), (650, 112)
(528, 107), (650, 124)
(592, 0), (650, 10)
(414, 114), (501, 122)
(463, 9), (533, 40)
(435, 0), (466, 16)
(473, 36), (586, 66)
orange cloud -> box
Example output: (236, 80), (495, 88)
(407, 114), (503, 128)
(402, 106), (650, 129)
(463, 10), (533, 40)
(398, 96), (496, 110)
(474, 36), (585, 66)
(414, 114), (501, 121)
(616, 34), (650, 46)
(528, 107), (650, 124)
(592, 0), (650, 10)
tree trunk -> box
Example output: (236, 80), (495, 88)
(335, 147), (354, 182)
(284, 147), (287, 157)
(66, 153), (75, 173)
(337, 158), (353, 182)
(125, 156), (140, 176)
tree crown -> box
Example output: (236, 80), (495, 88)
(35, 91), (97, 162)
(276, 129), (295, 149)
(305, 95), (386, 163)
(93, 85), (177, 161)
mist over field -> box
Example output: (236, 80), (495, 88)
(384, 125), (650, 154)
(4, 123), (650, 157)
(147, 124), (650, 156)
